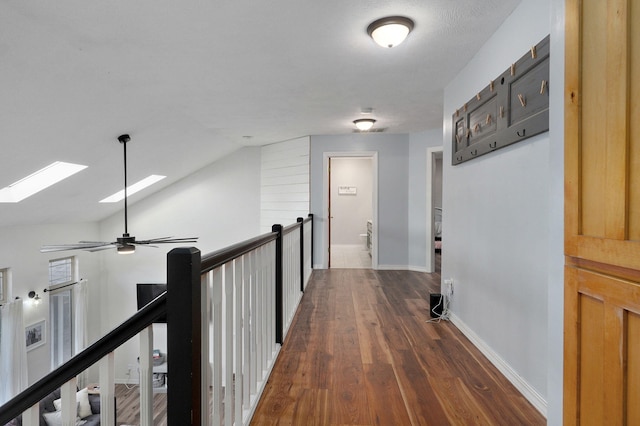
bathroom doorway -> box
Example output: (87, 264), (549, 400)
(323, 152), (378, 269)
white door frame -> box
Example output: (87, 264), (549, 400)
(322, 151), (378, 269)
(426, 146), (443, 273)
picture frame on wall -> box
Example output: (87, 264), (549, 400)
(25, 319), (46, 351)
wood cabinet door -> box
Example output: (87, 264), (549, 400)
(565, 0), (640, 424)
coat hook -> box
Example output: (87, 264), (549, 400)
(465, 128), (471, 138)
(517, 129), (526, 137)
(474, 123), (480, 132)
(530, 45), (537, 59)
(463, 103), (467, 112)
(489, 141), (497, 148)
(490, 80), (494, 91)
(471, 149), (477, 156)
(486, 114), (492, 125)
(476, 93), (481, 101)
(511, 63), (516, 76)
(518, 93), (526, 107)
(540, 80), (547, 95)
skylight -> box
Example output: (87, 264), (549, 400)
(99, 175), (166, 203)
(0, 161), (88, 203)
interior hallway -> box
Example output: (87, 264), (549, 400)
(252, 254), (544, 425)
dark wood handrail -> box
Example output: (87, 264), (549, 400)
(0, 294), (167, 425)
(282, 221), (300, 236)
(200, 231), (278, 274)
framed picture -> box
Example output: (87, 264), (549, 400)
(25, 319), (46, 351)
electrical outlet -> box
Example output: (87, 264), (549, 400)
(444, 279), (454, 298)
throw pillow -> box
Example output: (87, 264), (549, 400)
(52, 388), (92, 419)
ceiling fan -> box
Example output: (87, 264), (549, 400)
(40, 134), (198, 254)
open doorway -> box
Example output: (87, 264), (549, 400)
(426, 147), (443, 273)
(323, 152), (378, 269)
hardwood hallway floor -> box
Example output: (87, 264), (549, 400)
(251, 267), (545, 425)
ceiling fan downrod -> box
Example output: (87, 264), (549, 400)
(117, 134), (131, 237)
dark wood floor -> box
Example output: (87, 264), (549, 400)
(251, 263), (545, 425)
(115, 384), (167, 426)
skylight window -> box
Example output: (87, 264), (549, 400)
(0, 162), (88, 203)
(99, 175), (166, 203)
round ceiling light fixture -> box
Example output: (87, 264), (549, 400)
(367, 16), (414, 48)
(353, 118), (376, 131)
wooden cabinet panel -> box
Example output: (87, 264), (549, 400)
(578, 295), (604, 425)
(565, 0), (640, 423)
(627, 312), (640, 424)
(565, 265), (640, 425)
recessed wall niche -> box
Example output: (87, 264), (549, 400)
(452, 34), (550, 165)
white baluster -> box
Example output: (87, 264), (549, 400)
(211, 268), (223, 426)
(224, 262), (234, 426)
(99, 352), (115, 425)
(139, 325), (153, 426)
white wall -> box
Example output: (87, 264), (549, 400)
(408, 129), (443, 271)
(330, 157), (372, 245)
(0, 223), (101, 385)
(547, 0), (565, 423)
(310, 134), (409, 269)
(442, 0), (551, 415)
(98, 147), (262, 382)
(260, 136), (310, 233)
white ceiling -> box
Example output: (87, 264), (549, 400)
(0, 0), (520, 228)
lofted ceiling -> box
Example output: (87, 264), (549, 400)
(0, 0), (521, 228)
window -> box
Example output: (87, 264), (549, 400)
(48, 257), (75, 286)
(0, 268), (7, 303)
(50, 287), (73, 368)
(48, 256), (76, 368)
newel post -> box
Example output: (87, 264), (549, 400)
(272, 224), (284, 344)
(309, 213), (314, 267)
(297, 217), (305, 292)
(167, 247), (202, 425)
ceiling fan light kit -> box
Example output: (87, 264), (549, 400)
(40, 134), (198, 254)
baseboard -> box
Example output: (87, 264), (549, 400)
(449, 313), (548, 417)
(408, 265), (429, 273)
(313, 264), (429, 273)
(376, 264), (410, 270)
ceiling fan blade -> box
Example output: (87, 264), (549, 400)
(135, 237), (199, 245)
(40, 242), (116, 253)
(86, 245), (118, 252)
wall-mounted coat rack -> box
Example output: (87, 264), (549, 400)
(452, 34), (550, 165)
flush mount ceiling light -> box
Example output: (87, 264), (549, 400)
(367, 16), (414, 48)
(353, 118), (376, 131)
